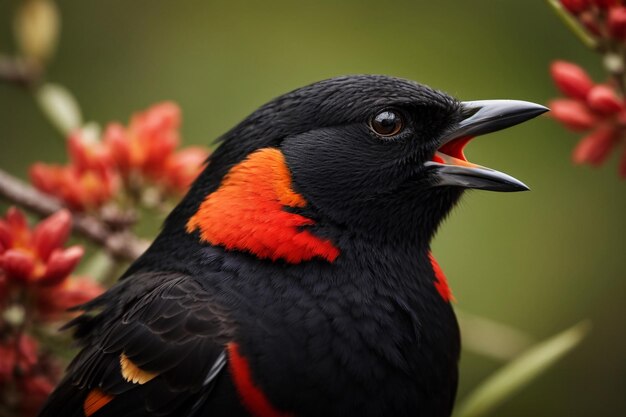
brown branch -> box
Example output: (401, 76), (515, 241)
(0, 168), (148, 262)
(0, 56), (42, 87)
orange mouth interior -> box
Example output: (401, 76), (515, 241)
(432, 136), (479, 167)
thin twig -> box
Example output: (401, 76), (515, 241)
(0, 168), (149, 262)
(0, 56), (41, 87)
(546, 0), (599, 51)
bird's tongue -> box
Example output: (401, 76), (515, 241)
(432, 136), (480, 168)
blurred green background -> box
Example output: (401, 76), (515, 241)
(0, 1), (624, 416)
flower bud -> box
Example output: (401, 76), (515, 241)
(19, 374), (55, 399)
(37, 276), (103, 319)
(551, 61), (594, 100)
(17, 334), (38, 370)
(0, 221), (12, 252)
(13, 0), (60, 63)
(608, 6), (626, 40)
(7, 207), (28, 237)
(560, 0), (591, 14)
(68, 128), (112, 174)
(591, 0), (617, 9)
(162, 147), (209, 193)
(32, 210), (72, 261)
(103, 123), (132, 172)
(132, 102), (180, 174)
(135, 102), (181, 136)
(36, 83), (83, 135)
(579, 11), (602, 36)
(0, 249), (36, 283)
(29, 163), (60, 194)
(586, 85), (624, 114)
(41, 246), (84, 286)
(572, 126), (618, 165)
(19, 374), (56, 417)
(0, 343), (16, 383)
(549, 99), (598, 130)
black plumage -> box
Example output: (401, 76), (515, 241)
(38, 75), (546, 417)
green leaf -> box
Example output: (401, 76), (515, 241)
(454, 320), (591, 417)
(35, 82), (82, 136)
(457, 309), (534, 361)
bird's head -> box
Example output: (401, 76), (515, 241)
(175, 75), (546, 262)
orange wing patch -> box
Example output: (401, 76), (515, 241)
(187, 148), (339, 263)
(120, 353), (158, 384)
(84, 388), (114, 417)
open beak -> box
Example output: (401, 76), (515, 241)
(426, 100), (548, 192)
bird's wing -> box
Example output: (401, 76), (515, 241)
(38, 271), (235, 417)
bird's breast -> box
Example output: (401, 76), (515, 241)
(210, 248), (460, 417)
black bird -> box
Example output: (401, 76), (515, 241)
(38, 75), (547, 417)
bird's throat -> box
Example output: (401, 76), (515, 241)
(186, 148), (339, 263)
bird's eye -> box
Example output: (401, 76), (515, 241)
(369, 109), (404, 137)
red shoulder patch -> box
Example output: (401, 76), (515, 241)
(187, 148), (339, 263)
(227, 342), (293, 417)
(428, 252), (455, 302)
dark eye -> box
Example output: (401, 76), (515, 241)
(370, 109), (404, 137)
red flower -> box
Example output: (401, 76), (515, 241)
(0, 343), (16, 383)
(160, 146), (209, 194)
(592, 0), (618, 9)
(32, 102), (209, 205)
(551, 61), (594, 100)
(36, 276), (104, 320)
(103, 102), (209, 194)
(559, 0), (626, 42)
(549, 60), (626, 177)
(30, 163), (119, 211)
(0, 208), (83, 286)
(560, 0), (591, 15)
(550, 98), (598, 130)
(0, 334), (38, 384)
(608, 6), (626, 40)
(104, 102), (181, 179)
(18, 374), (56, 417)
(572, 125), (619, 165)
(103, 123), (133, 174)
(0, 334), (61, 417)
(0, 273), (7, 300)
(30, 127), (119, 211)
(587, 84), (624, 113)
(67, 129), (113, 174)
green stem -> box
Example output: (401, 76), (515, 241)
(546, 0), (598, 50)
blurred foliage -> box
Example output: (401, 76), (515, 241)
(454, 320), (591, 417)
(0, 1), (624, 416)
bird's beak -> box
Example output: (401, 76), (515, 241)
(425, 100), (548, 192)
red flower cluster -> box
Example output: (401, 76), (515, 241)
(0, 206), (103, 318)
(30, 130), (119, 211)
(30, 102), (209, 210)
(561, 0), (626, 39)
(550, 61), (626, 175)
(0, 207), (103, 415)
(0, 334), (60, 417)
(0, 208), (83, 286)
